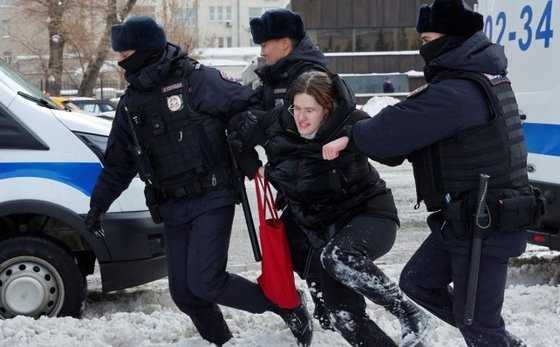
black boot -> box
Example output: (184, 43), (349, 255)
(307, 280), (335, 331)
(190, 309), (233, 346)
(271, 291), (314, 346)
(347, 269), (437, 347)
(396, 300), (438, 347)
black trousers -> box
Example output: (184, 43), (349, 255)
(161, 191), (272, 344)
(399, 212), (527, 347)
(285, 210), (401, 346)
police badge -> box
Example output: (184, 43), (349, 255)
(167, 94), (183, 112)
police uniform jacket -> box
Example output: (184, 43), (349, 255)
(90, 43), (260, 214)
(350, 31), (531, 256)
(256, 74), (399, 247)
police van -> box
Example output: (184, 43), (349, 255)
(477, 0), (560, 249)
(0, 60), (167, 318)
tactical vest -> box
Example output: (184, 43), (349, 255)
(409, 71), (528, 211)
(124, 60), (233, 198)
(261, 61), (327, 110)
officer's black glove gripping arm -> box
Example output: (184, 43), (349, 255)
(84, 206), (106, 238)
(238, 111), (267, 147)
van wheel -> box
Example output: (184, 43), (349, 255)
(0, 236), (86, 318)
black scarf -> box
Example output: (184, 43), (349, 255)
(118, 49), (164, 75)
(421, 35), (468, 82)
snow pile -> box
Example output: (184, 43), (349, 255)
(361, 96), (401, 117)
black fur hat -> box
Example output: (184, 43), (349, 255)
(416, 0), (483, 36)
(250, 9), (306, 44)
(111, 16), (167, 52)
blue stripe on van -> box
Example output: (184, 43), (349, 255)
(522, 123), (560, 157)
(0, 162), (102, 196)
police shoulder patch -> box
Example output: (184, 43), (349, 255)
(407, 84), (429, 99)
(482, 73), (510, 86)
(219, 70), (237, 83)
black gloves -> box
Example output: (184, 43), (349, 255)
(227, 110), (267, 154)
(237, 111), (267, 147)
(84, 207), (105, 238)
(227, 132), (245, 154)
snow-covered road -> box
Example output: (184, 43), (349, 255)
(1, 161), (559, 347)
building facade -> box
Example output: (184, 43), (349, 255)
(1, 0), (478, 92)
(0, 0), (289, 91)
(195, 0), (289, 47)
(292, 0), (477, 76)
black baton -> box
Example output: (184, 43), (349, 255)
(464, 173), (490, 325)
(227, 142), (262, 262)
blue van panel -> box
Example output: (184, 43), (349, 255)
(523, 123), (560, 157)
(0, 162), (102, 196)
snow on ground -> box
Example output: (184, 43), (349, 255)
(361, 95), (401, 116)
(2, 101), (560, 347)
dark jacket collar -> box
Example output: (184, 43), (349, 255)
(425, 31), (508, 81)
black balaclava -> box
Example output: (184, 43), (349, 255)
(420, 35), (468, 81)
(118, 49), (164, 75)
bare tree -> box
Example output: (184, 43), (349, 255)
(78, 0), (137, 97)
(162, 0), (200, 54)
(64, 2), (100, 84)
(18, 0), (76, 95)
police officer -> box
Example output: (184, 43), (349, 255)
(83, 16), (312, 346)
(322, 1), (539, 346)
(247, 8), (334, 332)
(249, 8), (328, 109)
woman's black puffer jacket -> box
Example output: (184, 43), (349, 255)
(259, 74), (399, 247)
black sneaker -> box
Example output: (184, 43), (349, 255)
(272, 291), (314, 346)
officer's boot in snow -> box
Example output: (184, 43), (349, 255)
(270, 290), (314, 346)
(190, 310), (233, 346)
(307, 280), (334, 331)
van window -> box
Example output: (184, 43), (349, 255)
(73, 132), (108, 162)
(0, 102), (48, 150)
(0, 60), (59, 110)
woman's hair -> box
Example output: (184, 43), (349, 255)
(287, 70), (335, 114)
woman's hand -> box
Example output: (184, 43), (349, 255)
(322, 136), (349, 160)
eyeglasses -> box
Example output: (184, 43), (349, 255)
(288, 105), (323, 118)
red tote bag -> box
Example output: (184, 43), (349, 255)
(255, 172), (300, 309)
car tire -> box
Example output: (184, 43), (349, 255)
(0, 236), (86, 318)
